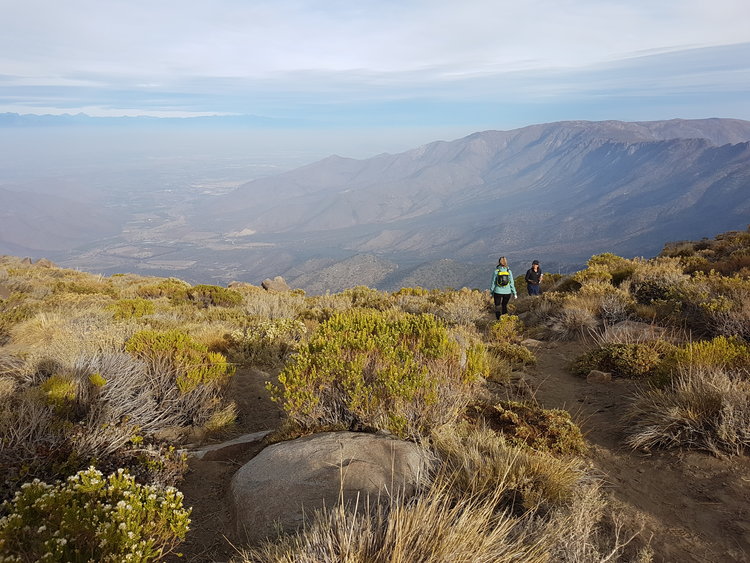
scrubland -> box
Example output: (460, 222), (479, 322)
(0, 226), (748, 562)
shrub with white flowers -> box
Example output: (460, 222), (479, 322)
(0, 467), (190, 562)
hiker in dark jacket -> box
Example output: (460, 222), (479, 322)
(490, 256), (517, 319)
(525, 260), (543, 296)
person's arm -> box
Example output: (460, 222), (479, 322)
(490, 270), (497, 292)
(510, 270), (517, 297)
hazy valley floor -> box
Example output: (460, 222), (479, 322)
(175, 338), (750, 563)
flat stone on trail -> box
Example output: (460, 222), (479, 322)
(187, 430), (273, 461)
(229, 431), (430, 543)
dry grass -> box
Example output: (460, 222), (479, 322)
(625, 365), (750, 455)
(434, 288), (488, 327)
(238, 476), (548, 563)
(430, 424), (584, 511)
(546, 481), (652, 563)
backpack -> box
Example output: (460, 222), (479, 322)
(495, 269), (510, 287)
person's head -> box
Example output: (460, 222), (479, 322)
(498, 256), (507, 267)
(532, 259), (539, 270)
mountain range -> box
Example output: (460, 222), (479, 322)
(3, 117), (749, 292)
(194, 118), (750, 290)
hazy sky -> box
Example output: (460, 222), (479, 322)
(2, 0), (749, 146)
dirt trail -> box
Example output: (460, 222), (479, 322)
(531, 340), (750, 563)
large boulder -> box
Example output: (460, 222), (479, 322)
(229, 431), (430, 543)
(261, 276), (290, 292)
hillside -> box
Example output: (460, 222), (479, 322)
(1, 226), (750, 561)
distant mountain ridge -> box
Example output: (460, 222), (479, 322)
(192, 118), (750, 290)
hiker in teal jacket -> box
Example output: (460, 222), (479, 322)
(490, 256), (517, 319)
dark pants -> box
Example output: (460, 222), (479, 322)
(527, 283), (541, 296)
(493, 292), (511, 318)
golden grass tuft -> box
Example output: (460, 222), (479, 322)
(625, 364), (750, 455)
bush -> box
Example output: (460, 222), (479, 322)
(572, 341), (676, 380)
(434, 288), (488, 327)
(125, 330), (235, 393)
(431, 424), (584, 511)
(629, 257), (688, 304)
(0, 467), (190, 562)
(224, 318), (307, 366)
(489, 315), (525, 343)
(673, 336), (750, 371)
(341, 286), (393, 311)
(135, 279), (190, 302)
(625, 365), (750, 455)
(487, 342), (536, 367)
(672, 273), (750, 340)
(269, 309), (486, 438)
(465, 401), (586, 456)
(107, 298), (155, 320)
(186, 284), (243, 308)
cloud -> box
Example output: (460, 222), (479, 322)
(1, 1), (749, 122)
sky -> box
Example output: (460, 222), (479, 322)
(2, 0), (750, 154)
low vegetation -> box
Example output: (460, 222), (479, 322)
(0, 226), (746, 560)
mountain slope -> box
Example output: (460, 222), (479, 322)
(196, 119), (750, 276)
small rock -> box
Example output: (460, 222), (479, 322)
(587, 370), (612, 383)
(0, 284), (11, 300)
(521, 338), (544, 348)
(261, 276), (290, 292)
(35, 258), (56, 268)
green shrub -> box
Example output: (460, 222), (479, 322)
(53, 279), (117, 298)
(0, 467), (190, 562)
(673, 336), (750, 371)
(342, 285), (393, 310)
(125, 330), (235, 393)
(224, 318), (307, 366)
(465, 401), (586, 456)
(489, 315), (525, 343)
(572, 341), (676, 380)
(135, 279), (190, 302)
(107, 298), (155, 320)
(39, 374), (78, 414)
(186, 284), (243, 308)
(269, 309), (485, 437)
(487, 342), (536, 367)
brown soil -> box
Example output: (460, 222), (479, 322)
(175, 341), (750, 563)
(173, 366), (284, 562)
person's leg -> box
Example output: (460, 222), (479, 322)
(501, 293), (511, 315)
(529, 284), (540, 296)
(492, 292), (503, 319)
